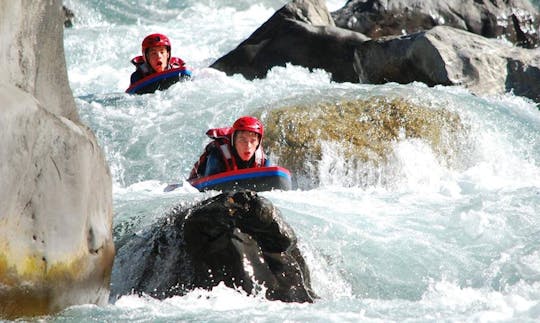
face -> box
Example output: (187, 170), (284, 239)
(146, 45), (169, 72)
(234, 131), (260, 162)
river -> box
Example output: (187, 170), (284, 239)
(54, 0), (540, 321)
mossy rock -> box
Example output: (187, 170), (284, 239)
(259, 97), (470, 188)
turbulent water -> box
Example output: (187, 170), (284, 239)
(48, 0), (540, 321)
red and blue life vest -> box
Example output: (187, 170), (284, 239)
(130, 56), (189, 80)
(188, 127), (266, 180)
(128, 56), (192, 94)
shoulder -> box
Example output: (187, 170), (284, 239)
(130, 70), (143, 84)
(131, 55), (145, 66)
(169, 57), (185, 67)
(206, 142), (225, 158)
(204, 146), (226, 177)
(130, 61), (154, 84)
(170, 57), (192, 78)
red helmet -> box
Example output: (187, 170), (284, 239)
(232, 116), (264, 137)
(232, 116), (264, 148)
(141, 33), (171, 55)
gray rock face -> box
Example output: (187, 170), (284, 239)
(0, 0), (114, 319)
(353, 25), (540, 102)
(0, 1), (77, 119)
(333, 0), (540, 48)
(211, 0), (369, 82)
(111, 191), (317, 303)
(211, 0), (540, 103)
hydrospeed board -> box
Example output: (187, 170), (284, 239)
(164, 166), (292, 192)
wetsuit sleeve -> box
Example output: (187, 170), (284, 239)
(130, 70), (143, 84)
(204, 148), (226, 177)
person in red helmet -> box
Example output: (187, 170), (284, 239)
(129, 33), (192, 94)
(188, 116), (271, 180)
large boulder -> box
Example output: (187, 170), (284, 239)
(211, 0), (539, 103)
(353, 26), (540, 103)
(332, 0), (540, 48)
(0, 0), (114, 319)
(260, 97), (470, 188)
(111, 190), (316, 303)
(211, 0), (368, 82)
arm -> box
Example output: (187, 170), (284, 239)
(170, 57), (192, 81)
(130, 71), (140, 84)
(204, 148), (226, 177)
(130, 62), (153, 85)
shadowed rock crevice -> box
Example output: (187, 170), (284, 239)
(506, 59), (540, 102)
(63, 6), (75, 28)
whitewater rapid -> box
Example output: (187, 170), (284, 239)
(58, 0), (540, 321)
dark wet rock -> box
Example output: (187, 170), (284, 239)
(353, 26), (540, 103)
(111, 190), (317, 303)
(210, 0), (369, 82)
(63, 5), (74, 28)
(332, 0), (540, 48)
(210, 0), (540, 103)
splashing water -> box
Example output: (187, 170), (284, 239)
(56, 0), (540, 321)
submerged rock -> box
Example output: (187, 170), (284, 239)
(261, 97), (471, 188)
(111, 191), (316, 303)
